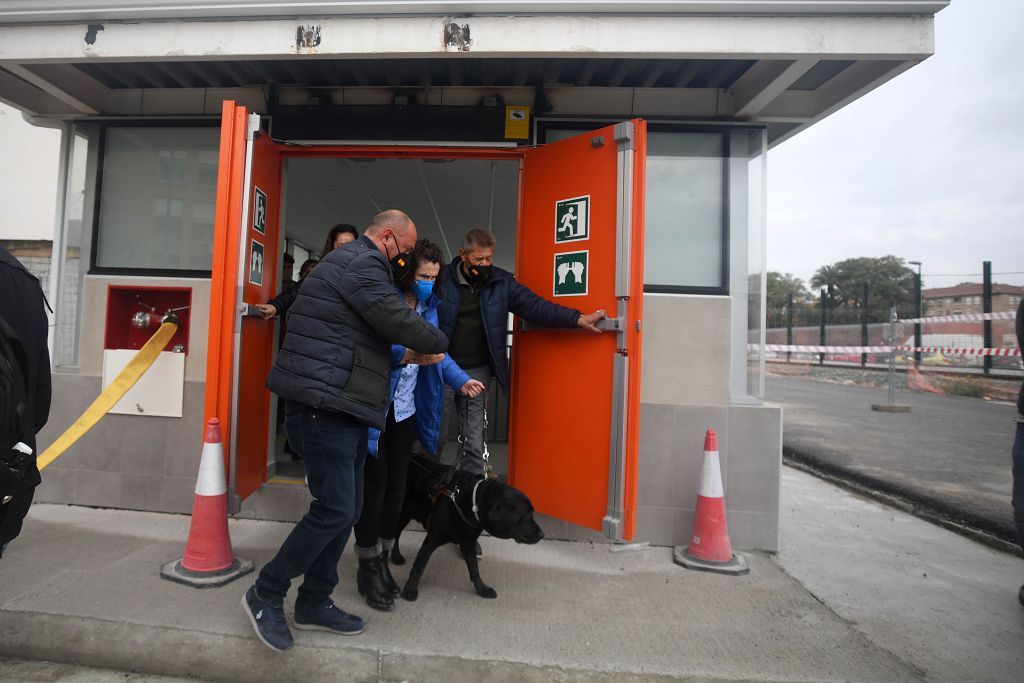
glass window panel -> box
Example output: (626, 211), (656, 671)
(546, 127), (726, 290)
(645, 132), (724, 289)
(95, 126), (218, 271)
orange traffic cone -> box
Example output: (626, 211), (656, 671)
(673, 429), (749, 575)
(161, 418), (253, 587)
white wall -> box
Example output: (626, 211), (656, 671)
(0, 102), (60, 241)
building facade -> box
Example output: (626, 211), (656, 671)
(924, 283), (1023, 317)
(0, 0), (948, 550)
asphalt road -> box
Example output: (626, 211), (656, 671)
(767, 375), (1020, 542)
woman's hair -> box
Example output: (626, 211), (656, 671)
(298, 258), (318, 279)
(398, 239), (445, 293)
(320, 223), (358, 257)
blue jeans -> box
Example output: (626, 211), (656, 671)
(1013, 421), (1024, 554)
(255, 405), (368, 610)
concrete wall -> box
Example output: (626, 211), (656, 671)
(34, 276), (212, 512)
(635, 294), (781, 551)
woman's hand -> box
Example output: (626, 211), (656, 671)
(459, 379), (486, 398)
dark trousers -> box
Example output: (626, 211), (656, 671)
(355, 410), (416, 548)
(1012, 420), (1024, 554)
(255, 405), (367, 610)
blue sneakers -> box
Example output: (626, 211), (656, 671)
(294, 601), (365, 636)
(242, 585), (294, 652)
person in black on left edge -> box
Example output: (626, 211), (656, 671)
(0, 245), (52, 559)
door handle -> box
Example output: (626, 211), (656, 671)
(240, 304), (264, 318)
(519, 317), (623, 332)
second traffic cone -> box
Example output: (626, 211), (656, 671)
(161, 418), (253, 588)
(673, 429), (749, 575)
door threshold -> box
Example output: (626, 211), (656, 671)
(267, 475), (306, 486)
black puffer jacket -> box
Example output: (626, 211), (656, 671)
(0, 246), (50, 450)
(267, 236), (448, 428)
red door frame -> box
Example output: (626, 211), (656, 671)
(204, 102), (642, 534)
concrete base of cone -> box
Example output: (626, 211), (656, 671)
(870, 403), (911, 413)
(160, 557), (254, 589)
(673, 545), (749, 576)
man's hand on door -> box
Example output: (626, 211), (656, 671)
(256, 304), (277, 319)
(577, 309), (606, 333)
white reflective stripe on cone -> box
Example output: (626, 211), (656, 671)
(698, 450), (724, 498)
(195, 441), (227, 496)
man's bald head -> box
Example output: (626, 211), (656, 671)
(364, 209), (417, 256)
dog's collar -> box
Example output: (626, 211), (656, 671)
(445, 476), (489, 529)
(470, 476), (487, 524)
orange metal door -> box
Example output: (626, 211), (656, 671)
(508, 121), (646, 542)
(204, 102), (284, 505)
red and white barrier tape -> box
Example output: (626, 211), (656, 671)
(894, 346), (1020, 357)
(898, 311), (1015, 324)
(761, 344), (885, 354)
(756, 344), (1021, 357)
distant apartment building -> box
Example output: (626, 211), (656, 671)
(923, 283), (1024, 317)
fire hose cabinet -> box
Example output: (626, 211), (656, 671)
(101, 286), (191, 417)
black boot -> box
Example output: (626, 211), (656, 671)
(379, 551), (400, 596)
(356, 556), (394, 611)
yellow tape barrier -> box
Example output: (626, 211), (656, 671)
(37, 320), (180, 472)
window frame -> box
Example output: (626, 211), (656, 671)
(89, 119), (220, 278)
(537, 119), (766, 296)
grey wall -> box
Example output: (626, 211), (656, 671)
(34, 275), (212, 511)
(635, 293), (781, 551)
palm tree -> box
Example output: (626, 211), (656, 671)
(811, 264), (842, 307)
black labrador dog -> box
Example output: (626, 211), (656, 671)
(392, 454), (544, 601)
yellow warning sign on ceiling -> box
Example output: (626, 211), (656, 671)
(505, 106), (530, 140)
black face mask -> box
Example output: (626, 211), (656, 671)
(463, 262), (492, 285)
(384, 238), (414, 282)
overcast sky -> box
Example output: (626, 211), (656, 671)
(767, 0), (1024, 291)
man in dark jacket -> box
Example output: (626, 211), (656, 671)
(435, 228), (605, 477)
(0, 245), (52, 557)
(1013, 297), (1023, 607)
(242, 210), (448, 652)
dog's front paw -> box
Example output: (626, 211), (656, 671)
(402, 587), (419, 602)
(476, 585), (497, 599)
(390, 548), (405, 566)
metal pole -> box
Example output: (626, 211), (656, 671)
(983, 261), (992, 375)
(914, 271), (922, 365)
(819, 290), (827, 366)
(871, 305), (910, 412)
(861, 282), (869, 368)
(786, 292), (793, 364)
(887, 306), (897, 406)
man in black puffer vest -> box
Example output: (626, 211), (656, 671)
(1013, 297), (1023, 608)
(242, 210), (448, 652)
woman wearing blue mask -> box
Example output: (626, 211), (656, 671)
(353, 239), (485, 611)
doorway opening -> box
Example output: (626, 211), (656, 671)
(269, 155), (521, 480)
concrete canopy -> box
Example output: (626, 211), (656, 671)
(0, 3), (946, 145)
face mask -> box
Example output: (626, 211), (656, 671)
(412, 279), (434, 302)
(464, 262), (492, 284)
(384, 237), (414, 281)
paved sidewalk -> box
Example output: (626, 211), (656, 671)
(778, 468), (1024, 683)
(0, 467), (1021, 682)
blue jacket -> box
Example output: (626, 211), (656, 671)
(368, 293), (471, 457)
(436, 257), (582, 391)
